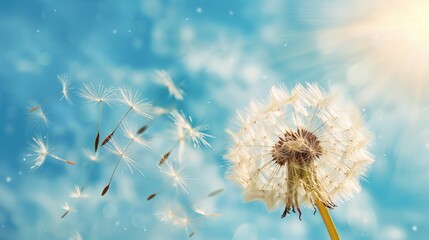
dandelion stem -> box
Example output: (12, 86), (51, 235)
(315, 199), (340, 240)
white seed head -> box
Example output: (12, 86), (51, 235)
(154, 70), (184, 100)
(224, 83), (374, 217)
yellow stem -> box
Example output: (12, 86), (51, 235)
(315, 199), (340, 240)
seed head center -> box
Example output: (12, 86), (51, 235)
(272, 129), (322, 166)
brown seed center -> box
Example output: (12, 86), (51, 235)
(272, 129), (322, 166)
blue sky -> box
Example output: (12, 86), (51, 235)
(1, 0), (428, 239)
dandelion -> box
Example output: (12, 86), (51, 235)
(61, 202), (75, 218)
(158, 110), (211, 165)
(28, 74), (73, 113)
(26, 136), (76, 169)
(79, 82), (115, 152)
(224, 83), (374, 239)
(101, 88), (151, 146)
(70, 185), (89, 199)
(154, 70), (184, 100)
(101, 123), (147, 196)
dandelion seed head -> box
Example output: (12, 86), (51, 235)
(79, 82), (115, 106)
(117, 88), (152, 118)
(58, 74), (72, 104)
(154, 70), (184, 100)
(225, 83), (374, 217)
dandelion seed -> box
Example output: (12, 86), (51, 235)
(148, 160), (191, 200)
(147, 193), (157, 201)
(207, 188), (224, 198)
(137, 125), (149, 135)
(26, 136), (76, 169)
(225, 83), (374, 238)
(158, 150), (172, 166)
(79, 82), (115, 152)
(192, 204), (221, 218)
(121, 121), (149, 148)
(159, 110), (211, 163)
(27, 100), (49, 126)
(154, 70), (184, 100)
(61, 202), (75, 218)
(70, 185), (89, 199)
(171, 110), (212, 148)
(160, 160), (191, 195)
(101, 88), (151, 146)
(58, 74), (73, 104)
(27, 74), (73, 114)
(102, 135), (145, 196)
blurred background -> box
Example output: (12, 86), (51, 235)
(0, 0), (428, 239)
